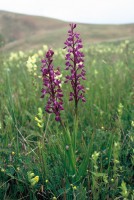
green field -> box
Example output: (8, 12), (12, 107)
(0, 27), (134, 199)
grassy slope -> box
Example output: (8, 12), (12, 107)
(0, 10), (134, 51)
(0, 39), (133, 200)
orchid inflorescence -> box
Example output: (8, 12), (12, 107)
(64, 24), (86, 108)
(41, 49), (64, 121)
(41, 24), (86, 121)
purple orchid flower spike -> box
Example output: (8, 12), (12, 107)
(64, 23), (86, 115)
(41, 49), (64, 121)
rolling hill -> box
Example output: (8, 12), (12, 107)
(0, 10), (134, 52)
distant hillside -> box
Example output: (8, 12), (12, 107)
(0, 10), (134, 51)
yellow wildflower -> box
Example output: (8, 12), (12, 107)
(52, 197), (57, 200)
(30, 176), (39, 186)
(11, 151), (15, 156)
(27, 171), (35, 179)
(16, 167), (20, 171)
(1, 168), (5, 172)
(73, 186), (77, 190)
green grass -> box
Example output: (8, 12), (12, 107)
(0, 39), (134, 200)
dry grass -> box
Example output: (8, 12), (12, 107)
(0, 10), (134, 51)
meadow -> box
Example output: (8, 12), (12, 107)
(0, 24), (134, 200)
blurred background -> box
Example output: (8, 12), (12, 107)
(0, 0), (134, 51)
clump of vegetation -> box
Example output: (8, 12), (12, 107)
(0, 33), (5, 48)
(0, 24), (134, 200)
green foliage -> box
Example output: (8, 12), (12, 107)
(0, 33), (5, 47)
(0, 40), (134, 199)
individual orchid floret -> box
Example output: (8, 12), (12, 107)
(64, 24), (86, 114)
(41, 49), (64, 121)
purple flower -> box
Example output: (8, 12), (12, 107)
(41, 49), (64, 121)
(64, 24), (86, 114)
